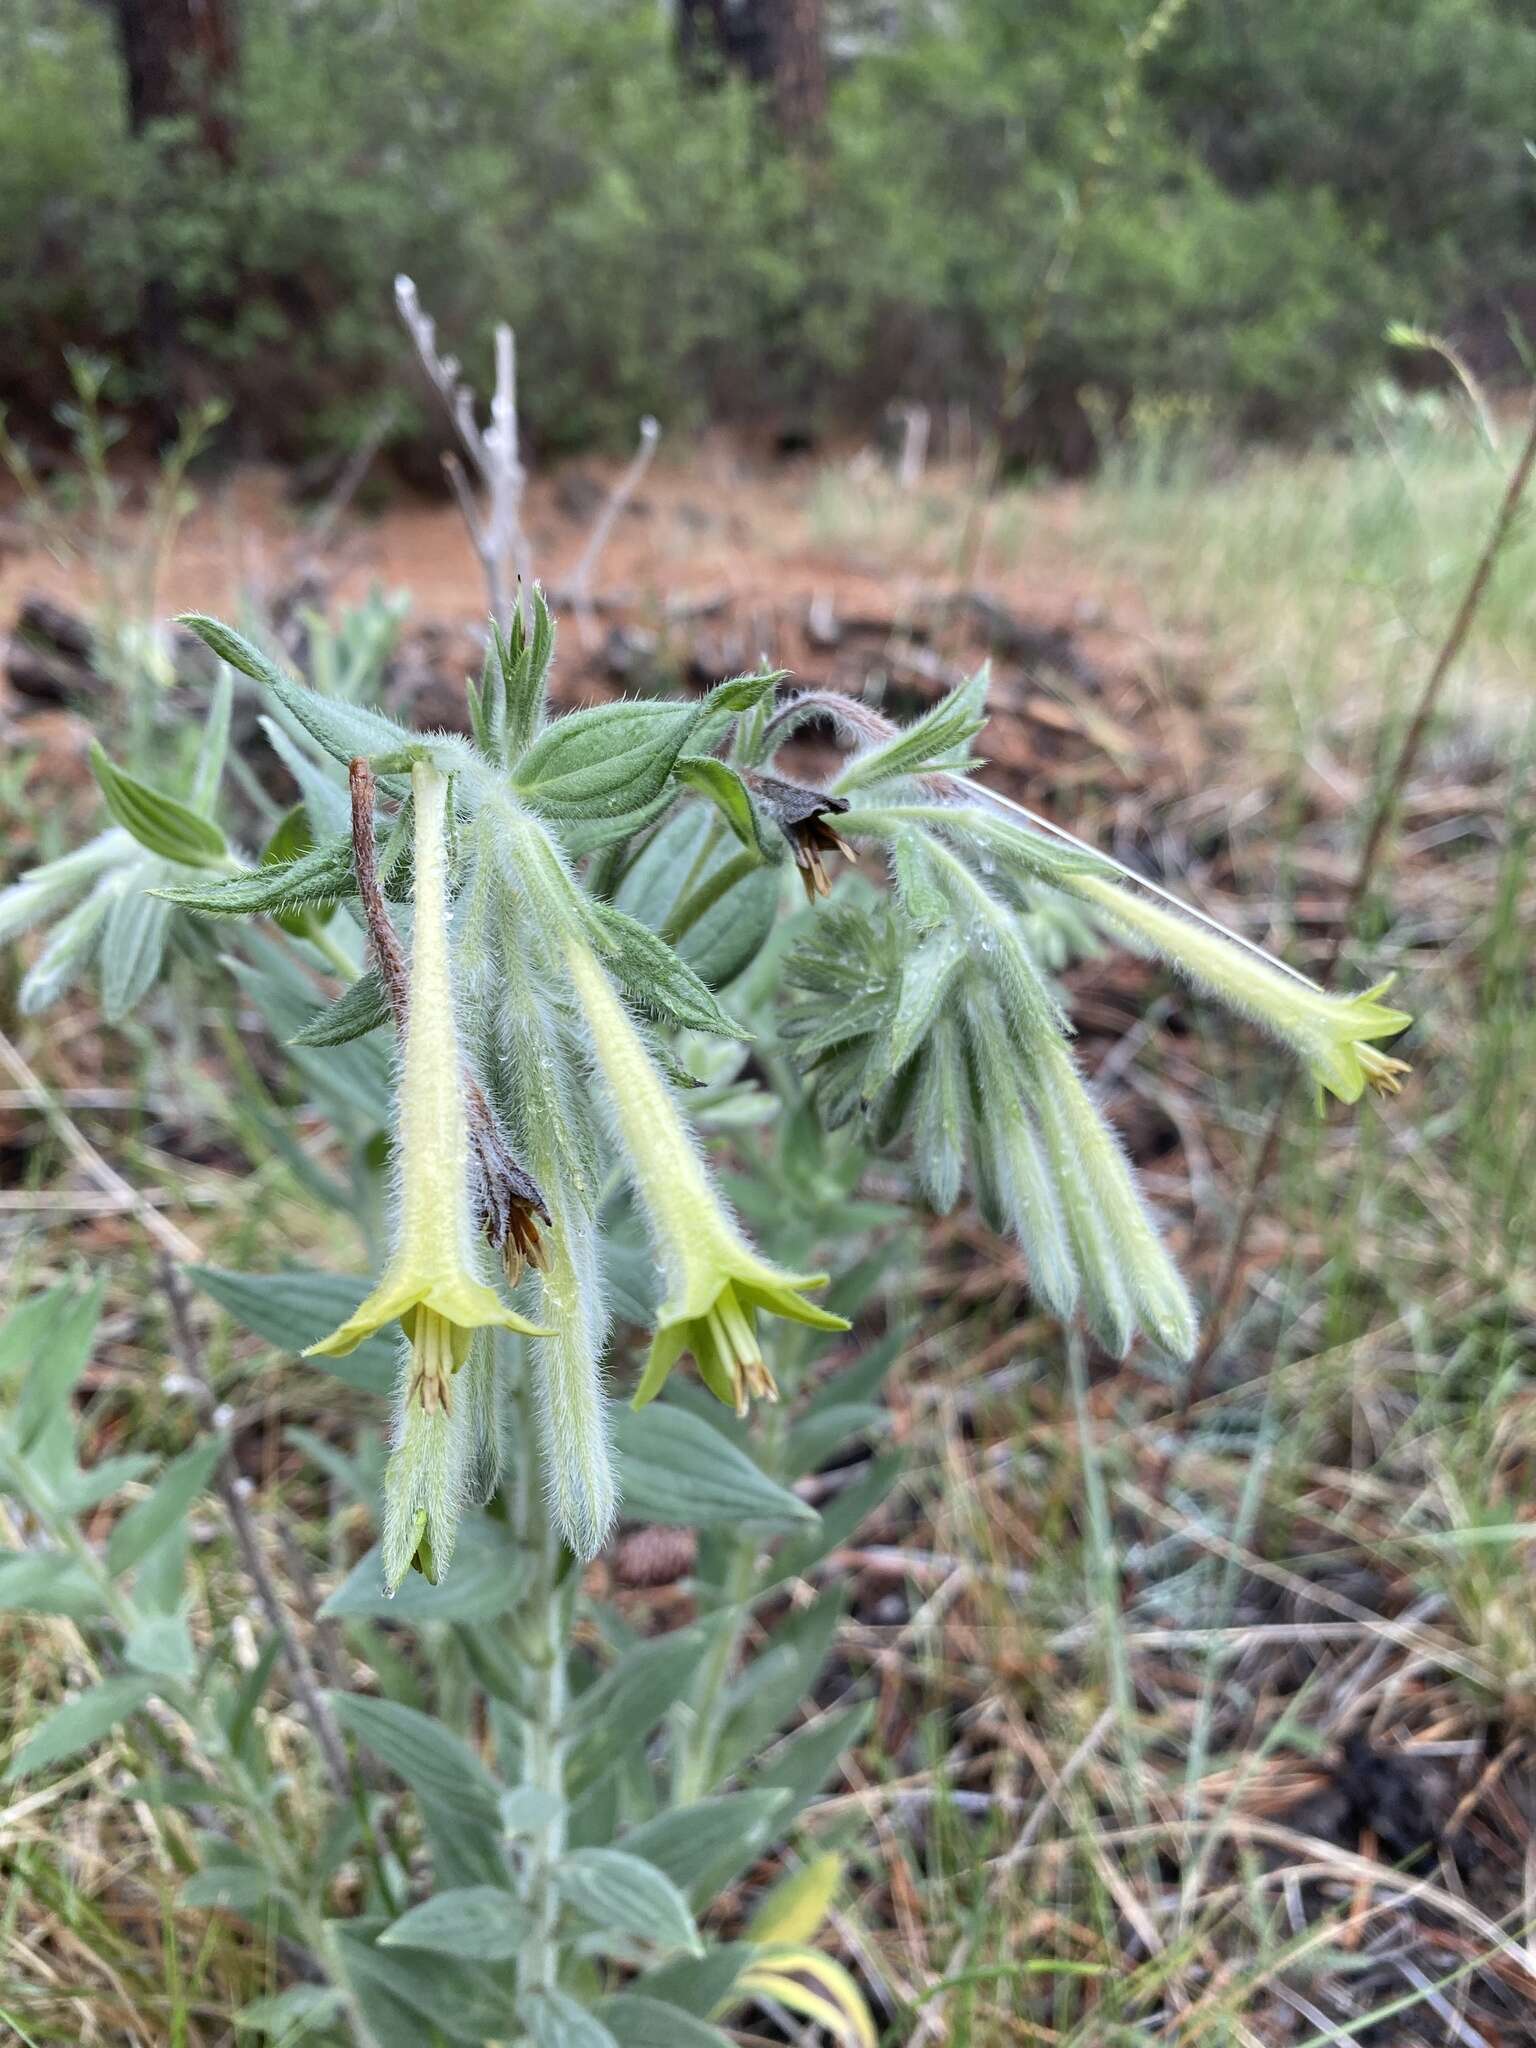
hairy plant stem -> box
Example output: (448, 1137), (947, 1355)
(673, 1538), (757, 1806)
(672, 1395), (781, 1804)
(512, 1368), (573, 2004)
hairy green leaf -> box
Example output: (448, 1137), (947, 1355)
(611, 1401), (816, 1529)
(584, 900), (747, 1039)
(189, 1266), (396, 1396)
(833, 668), (987, 793)
(555, 1849), (702, 1956)
(597, 1997), (734, 2048)
(618, 1792), (788, 1904)
(5, 1675), (158, 1781)
(157, 833), (355, 917)
(90, 745), (229, 866)
(288, 965), (391, 1046)
(379, 1885), (527, 1961)
(107, 1434), (225, 1578)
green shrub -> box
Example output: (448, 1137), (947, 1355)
(2, 0), (1532, 457)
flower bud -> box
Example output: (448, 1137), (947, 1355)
(1029, 1034), (1198, 1360)
(1068, 873), (1411, 1107)
(565, 939), (848, 1413)
(305, 760), (549, 1582)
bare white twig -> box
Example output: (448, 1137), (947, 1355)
(567, 415), (660, 649)
(394, 275), (533, 631)
(896, 401), (930, 489)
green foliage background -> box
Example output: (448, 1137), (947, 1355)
(3, 0), (1535, 454)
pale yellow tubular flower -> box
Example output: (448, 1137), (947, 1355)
(1067, 871), (1412, 1107)
(565, 938), (847, 1413)
(305, 760), (549, 1406)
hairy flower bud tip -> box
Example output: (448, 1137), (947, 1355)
(565, 938), (849, 1411)
(1069, 875), (1413, 1109)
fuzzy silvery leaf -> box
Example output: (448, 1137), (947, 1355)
(0, 828), (131, 946)
(595, 1996), (734, 2048)
(566, 1630), (711, 1792)
(780, 1399), (887, 1482)
(189, 1265), (397, 1395)
(189, 666), (233, 811)
(863, 924), (966, 1094)
(157, 832), (355, 917)
(289, 965), (390, 1046)
(0, 1550), (107, 1619)
(332, 1919), (523, 2048)
(320, 1515), (523, 1623)
(327, 1693), (503, 1824)
(554, 1849), (703, 1956)
(515, 699), (701, 821)
(227, 944), (392, 1135)
(258, 805), (339, 937)
(833, 668), (988, 793)
(180, 1854), (286, 1914)
(610, 1399), (816, 1529)
(257, 715), (352, 841)
(234, 1985), (344, 2038)
(90, 746), (228, 867)
(480, 586), (556, 763)
(888, 827), (948, 928)
(99, 875), (173, 1021)
(179, 614), (426, 775)
(583, 899), (748, 1040)
(617, 1791), (789, 1904)
(611, 804), (779, 990)
(4, 1675), (158, 1782)
(0, 1281), (86, 1382)
(18, 884), (109, 1014)
(517, 671), (779, 825)
(379, 1885), (528, 1962)
(124, 1611), (195, 1681)
(55, 1453), (157, 1512)
(520, 1990), (620, 2048)
(12, 1278), (102, 1454)
(773, 1456), (903, 1584)
(710, 1590), (847, 1780)
(557, 788), (678, 858)
(628, 1948), (751, 2022)
(753, 1702), (875, 1810)
(106, 1434), (225, 1577)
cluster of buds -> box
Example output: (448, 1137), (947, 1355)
(143, 612), (1412, 1590)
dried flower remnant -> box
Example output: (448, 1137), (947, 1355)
(749, 772), (856, 901)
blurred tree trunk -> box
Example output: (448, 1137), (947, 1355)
(113, 0), (240, 161)
(677, 0), (826, 141)
(110, 0), (240, 429)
